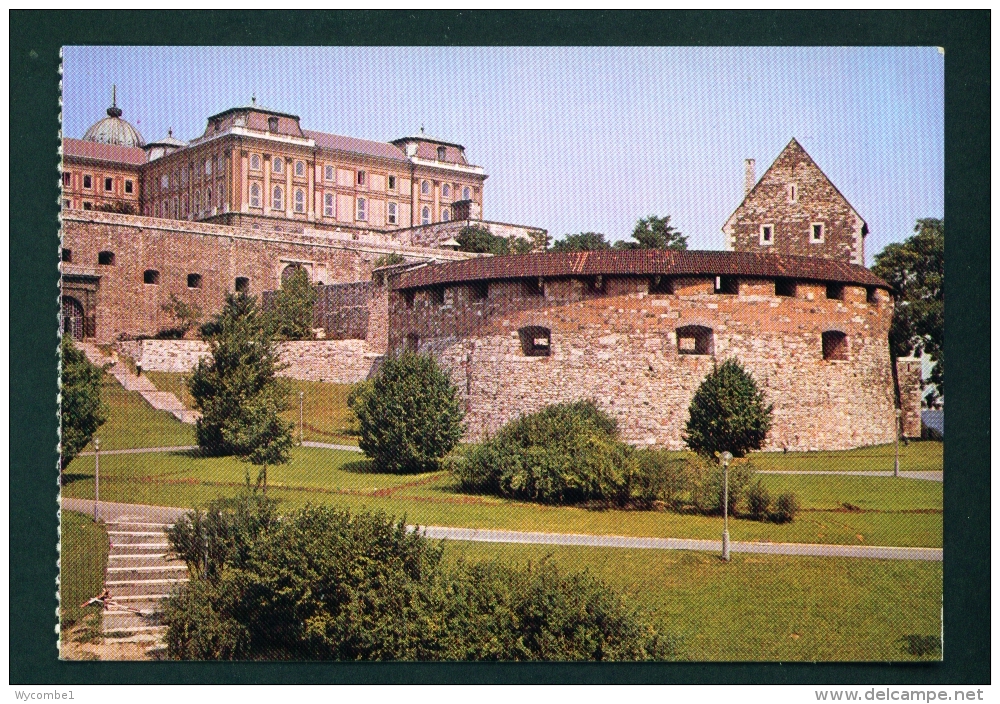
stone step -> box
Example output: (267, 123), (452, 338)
(109, 531), (169, 545)
(106, 578), (188, 596)
(108, 554), (183, 567)
(103, 610), (167, 634)
(107, 565), (188, 582)
(109, 543), (171, 553)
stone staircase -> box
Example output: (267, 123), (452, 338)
(102, 518), (189, 636)
(76, 341), (200, 424)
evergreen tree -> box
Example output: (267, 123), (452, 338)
(615, 215), (687, 251)
(60, 335), (107, 470)
(684, 358), (773, 458)
(188, 294), (294, 491)
(269, 267), (317, 341)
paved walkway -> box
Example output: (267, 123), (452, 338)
(61, 498), (942, 562)
(78, 446), (199, 457)
(757, 470), (942, 482)
(302, 441), (362, 452)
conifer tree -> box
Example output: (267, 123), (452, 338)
(684, 358), (772, 458)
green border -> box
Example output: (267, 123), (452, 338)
(11, 10), (989, 684)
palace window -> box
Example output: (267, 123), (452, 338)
(125, 179), (134, 194)
(357, 170), (366, 186)
(826, 283), (845, 301)
(143, 269), (160, 285)
(62, 199), (71, 209)
(387, 202), (397, 224)
(194, 191), (200, 213)
(325, 164), (334, 181)
(294, 189), (305, 213)
(182, 194), (189, 216)
(421, 206), (430, 225)
(83, 202), (92, 210)
(218, 154), (225, 173)
(421, 180), (430, 195)
(268, 116), (279, 131)
(295, 160), (306, 177)
(181, 167), (188, 186)
(273, 158), (283, 175)
(205, 191), (211, 210)
(83, 175), (92, 189)
(437, 146), (447, 161)
(249, 183), (261, 208)
(187, 273), (202, 289)
(388, 175), (396, 191)
(162, 199), (169, 216)
(356, 198), (366, 221)
(205, 159), (212, 177)
(775, 278), (796, 298)
(463, 186), (471, 200)
(760, 223), (774, 245)
(441, 209), (450, 222)
(518, 326), (552, 357)
(442, 183), (451, 198)
(173, 197), (179, 217)
(822, 331), (848, 361)
(714, 276), (738, 295)
(676, 325), (714, 356)
(235, 277), (250, 293)
(62, 249), (72, 263)
(811, 222), (825, 243)
(104, 177), (113, 191)
(251, 154), (261, 171)
(62, 172), (71, 186)
(324, 193), (334, 217)
(98, 251), (115, 266)
(272, 185), (284, 211)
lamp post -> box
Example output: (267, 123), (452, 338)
(93, 437), (100, 522)
(720, 451), (733, 562)
(894, 408), (902, 477)
(299, 391), (305, 446)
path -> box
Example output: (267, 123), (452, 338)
(61, 498), (942, 562)
(78, 342), (200, 424)
(757, 470), (942, 482)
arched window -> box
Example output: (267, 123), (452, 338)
(324, 192), (334, 217)
(273, 157), (283, 174)
(442, 183), (451, 198)
(205, 190), (211, 210)
(441, 209), (450, 222)
(518, 326), (552, 357)
(676, 325), (714, 356)
(281, 264), (306, 283)
(272, 185), (284, 211)
(295, 160), (306, 177)
(822, 331), (848, 361)
(205, 158), (212, 176)
(463, 186), (471, 200)
(143, 269), (160, 285)
(294, 189), (305, 213)
(249, 182), (261, 208)
(193, 191), (200, 214)
(421, 206), (430, 225)
(182, 194), (189, 216)
(250, 154), (261, 171)
(421, 180), (430, 195)
(325, 164), (334, 181)
(235, 277), (250, 293)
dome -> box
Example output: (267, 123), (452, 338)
(82, 86), (145, 148)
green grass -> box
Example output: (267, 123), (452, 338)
(62, 447), (943, 548)
(84, 376), (195, 451)
(439, 541), (942, 661)
(60, 510), (109, 633)
(146, 372), (358, 446)
(751, 441), (943, 473)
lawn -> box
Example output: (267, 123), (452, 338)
(440, 541), (942, 661)
(62, 446), (943, 548)
(751, 441), (942, 474)
(146, 372), (358, 446)
(60, 510), (109, 635)
(82, 376), (195, 452)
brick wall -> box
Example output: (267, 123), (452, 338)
(389, 274), (901, 451)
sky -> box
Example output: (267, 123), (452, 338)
(62, 46), (943, 264)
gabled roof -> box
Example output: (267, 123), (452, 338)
(63, 137), (147, 166)
(391, 250), (891, 291)
(305, 130), (409, 162)
(724, 138), (867, 235)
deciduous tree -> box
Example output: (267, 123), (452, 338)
(60, 335), (107, 470)
(614, 215), (687, 251)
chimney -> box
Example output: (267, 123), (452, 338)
(744, 158), (756, 196)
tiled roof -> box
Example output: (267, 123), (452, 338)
(63, 137), (147, 166)
(305, 130), (409, 162)
(391, 250), (891, 291)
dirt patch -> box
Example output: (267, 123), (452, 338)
(60, 623), (167, 661)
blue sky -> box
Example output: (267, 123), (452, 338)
(63, 46), (943, 264)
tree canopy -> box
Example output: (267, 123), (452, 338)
(614, 215), (687, 251)
(551, 232), (612, 252)
(268, 267), (317, 341)
(872, 218), (944, 399)
(60, 335), (107, 470)
(684, 358), (773, 458)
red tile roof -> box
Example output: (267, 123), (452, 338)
(62, 137), (147, 166)
(391, 250), (891, 291)
(304, 130), (408, 162)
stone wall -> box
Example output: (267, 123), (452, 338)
(896, 357), (923, 438)
(389, 274), (901, 451)
(114, 338), (380, 384)
(61, 210), (475, 343)
(401, 219), (547, 250)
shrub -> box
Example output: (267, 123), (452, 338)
(373, 252), (406, 268)
(771, 492), (801, 523)
(160, 293), (203, 339)
(684, 358), (773, 458)
(164, 504), (674, 661)
(60, 335), (107, 470)
(455, 224), (511, 256)
(630, 448), (690, 507)
(745, 480), (772, 521)
(268, 267), (317, 341)
(686, 454), (755, 516)
(452, 401), (635, 504)
(348, 352), (464, 473)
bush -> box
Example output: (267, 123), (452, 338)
(268, 267), (317, 341)
(686, 454), (756, 516)
(771, 492), (801, 523)
(630, 448), (690, 507)
(451, 401), (635, 504)
(60, 335), (107, 470)
(373, 252), (406, 268)
(684, 358), (773, 458)
(745, 480), (772, 521)
(455, 224), (512, 256)
(348, 352), (464, 473)
(164, 504), (674, 661)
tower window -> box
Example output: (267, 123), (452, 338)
(760, 223), (774, 245)
(204, 159), (212, 177)
(235, 277), (250, 293)
(775, 278), (796, 297)
(125, 180), (133, 194)
(268, 116), (279, 131)
(866, 287), (878, 304)
(463, 186), (471, 200)
(788, 183), (798, 202)
(676, 325), (714, 356)
(518, 326), (552, 357)
(143, 269), (160, 285)
(187, 273), (202, 289)
(822, 331), (848, 361)
(437, 146), (447, 161)
(387, 202), (397, 224)
(388, 175), (396, 190)
(826, 283), (845, 300)
(811, 222), (825, 243)
(714, 276), (738, 295)
(98, 251), (115, 266)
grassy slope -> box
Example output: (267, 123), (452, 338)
(60, 511), (109, 633)
(62, 447), (942, 548)
(146, 372), (358, 446)
(441, 541), (942, 661)
(83, 376), (195, 451)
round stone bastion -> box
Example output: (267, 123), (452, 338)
(387, 249), (897, 451)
